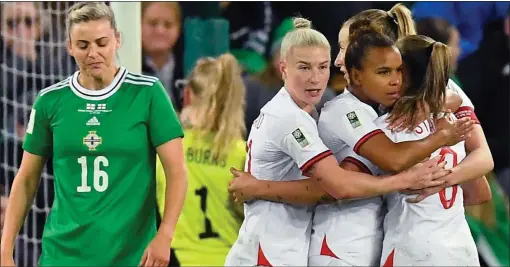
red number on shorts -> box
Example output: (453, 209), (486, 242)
(247, 139), (253, 173)
(438, 147), (458, 209)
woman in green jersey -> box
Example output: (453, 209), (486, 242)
(1, 2), (187, 267)
(156, 53), (246, 266)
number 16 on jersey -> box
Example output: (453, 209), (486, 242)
(77, 156), (109, 192)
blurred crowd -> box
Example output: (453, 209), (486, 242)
(1, 1), (509, 266)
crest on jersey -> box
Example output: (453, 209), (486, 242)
(346, 111), (361, 129)
(83, 131), (102, 151)
(292, 128), (309, 148)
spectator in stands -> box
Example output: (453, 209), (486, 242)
(1, 2), (43, 62)
(416, 17), (462, 83)
(156, 54), (245, 266)
(1, 2), (52, 198)
(1, 1), (50, 212)
(1, 2), (72, 136)
(1, 3), (70, 266)
(412, 1), (510, 61)
(1, 2), (47, 134)
(141, 2), (184, 112)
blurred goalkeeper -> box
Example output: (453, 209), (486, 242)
(155, 54), (246, 266)
(0, 2), (187, 267)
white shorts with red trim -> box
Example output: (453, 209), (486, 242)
(308, 255), (355, 267)
(225, 235), (309, 266)
(381, 241), (479, 266)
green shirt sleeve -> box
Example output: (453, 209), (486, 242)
(22, 93), (52, 157)
(149, 80), (184, 148)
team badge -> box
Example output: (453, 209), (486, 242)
(83, 131), (102, 151)
(347, 111), (361, 129)
(292, 128), (309, 148)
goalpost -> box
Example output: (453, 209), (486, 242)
(0, 2), (141, 266)
(110, 1), (142, 74)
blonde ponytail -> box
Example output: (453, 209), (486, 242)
(345, 3), (416, 41)
(388, 3), (417, 37)
(188, 54), (246, 159)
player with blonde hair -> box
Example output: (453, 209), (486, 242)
(336, 4), (416, 84)
(228, 5), (485, 266)
(156, 53), (246, 266)
(229, 26), (472, 267)
(1, 2), (187, 266)
(225, 17), (451, 267)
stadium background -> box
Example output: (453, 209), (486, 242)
(1, 1), (508, 266)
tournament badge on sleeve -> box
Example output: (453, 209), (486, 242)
(347, 111), (362, 129)
(292, 128), (310, 148)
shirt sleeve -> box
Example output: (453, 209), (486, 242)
(319, 100), (383, 155)
(22, 94), (52, 157)
(446, 79), (480, 123)
(278, 111), (332, 174)
(340, 150), (379, 175)
(149, 80), (185, 148)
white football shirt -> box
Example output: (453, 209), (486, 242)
(225, 88), (332, 266)
(308, 91), (384, 266)
(375, 113), (479, 266)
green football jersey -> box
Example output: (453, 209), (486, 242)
(23, 67), (184, 266)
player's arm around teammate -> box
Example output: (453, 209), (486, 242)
(404, 117), (493, 205)
(229, 20), (472, 205)
(399, 83), (493, 206)
(334, 18), (474, 174)
(393, 88), (493, 205)
(338, 17), (491, 205)
(229, 18), (454, 203)
(229, 158), (373, 204)
(379, 39), (494, 206)
(367, 35), (482, 267)
(232, 150), (449, 202)
(335, 6), (492, 205)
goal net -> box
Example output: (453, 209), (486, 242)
(1, 2), (76, 266)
